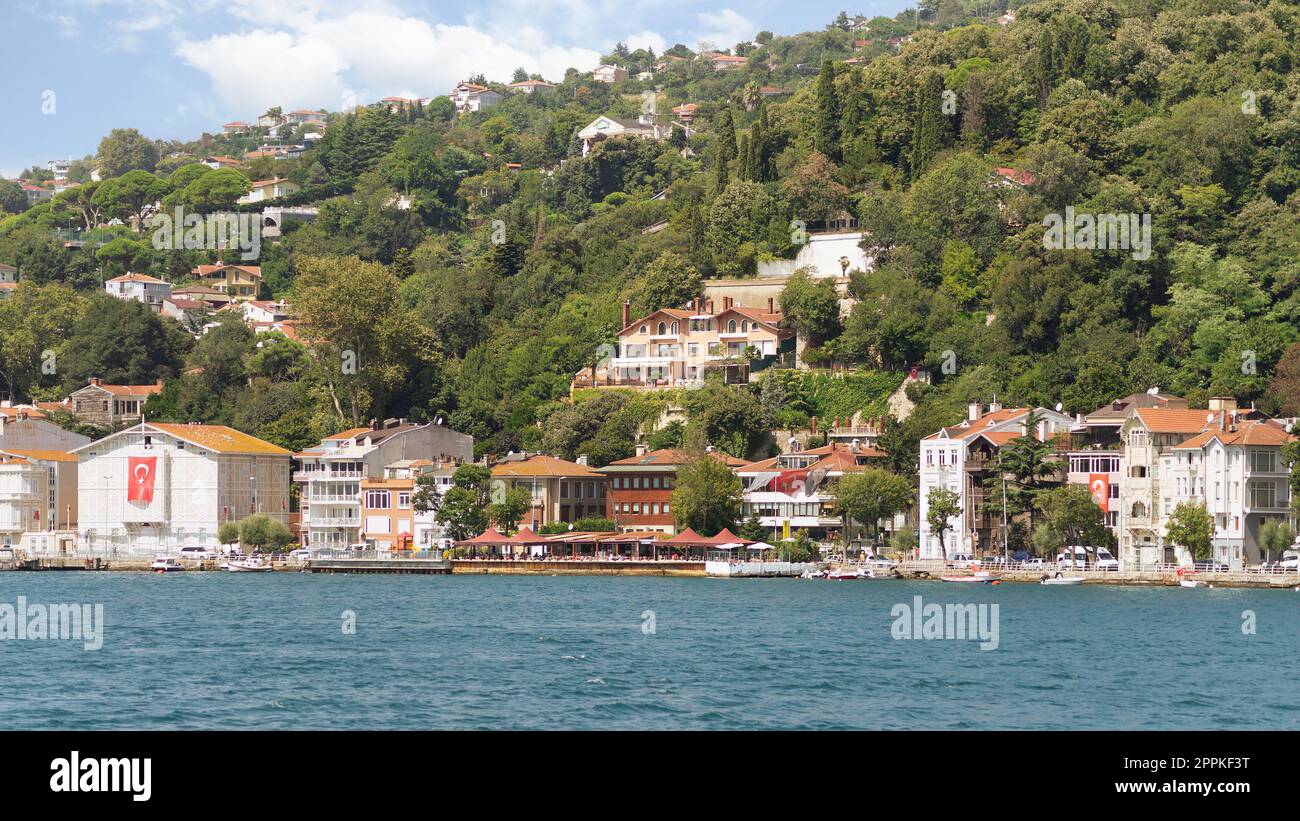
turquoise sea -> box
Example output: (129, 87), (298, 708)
(1, 573), (1296, 730)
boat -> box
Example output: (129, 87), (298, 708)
(940, 571), (1001, 584)
(150, 556), (184, 572)
(225, 557), (274, 573)
(1040, 573), (1084, 586)
(1176, 567), (1211, 589)
(799, 568), (827, 579)
(825, 566), (876, 580)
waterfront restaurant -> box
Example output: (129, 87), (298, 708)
(657, 527), (717, 560)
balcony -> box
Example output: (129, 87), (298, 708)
(309, 517), (360, 528)
(295, 471), (364, 482)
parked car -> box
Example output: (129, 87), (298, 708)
(179, 546), (218, 561)
(289, 548), (311, 562)
(1056, 546), (1089, 569)
(947, 552), (976, 568)
(1278, 551), (1300, 571)
(1023, 557), (1046, 570)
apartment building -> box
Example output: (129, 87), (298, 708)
(576, 298), (794, 390)
(74, 422), (291, 554)
(1118, 398), (1294, 568)
(295, 420), (472, 549)
(359, 459), (458, 551)
(738, 441), (887, 542)
(490, 454), (608, 529)
(916, 403), (1075, 558)
(597, 447), (748, 534)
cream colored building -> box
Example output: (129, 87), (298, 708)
(74, 423), (292, 554)
(576, 298), (794, 390)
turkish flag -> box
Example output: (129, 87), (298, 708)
(772, 469), (810, 495)
(1089, 473), (1109, 513)
(128, 456), (158, 502)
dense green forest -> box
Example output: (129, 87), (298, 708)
(1, 0), (1298, 465)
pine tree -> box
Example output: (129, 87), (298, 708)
(737, 134), (752, 180)
(712, 142), (730, 195)
(715, 107), (737, 163)
(909, 71), (948, 178)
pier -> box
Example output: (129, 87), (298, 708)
(896, 560), (1300, 589)
(307, 550), (452, 574)
(450, 559), (703, 576)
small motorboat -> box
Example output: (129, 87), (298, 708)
(940, 571), (1000, 584)
(1040, 573), (1084, 586)
(800, 568), (827, 579)
(825, 566), (876, 580)
(150, 556), (184, 573)
(225, 557), (274, 573)
(1179, 578), (1211, 589)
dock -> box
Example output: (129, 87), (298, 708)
(896, 561), (1300, 589)
(451, 559), (704, 576)
(308, 554), (452, 574)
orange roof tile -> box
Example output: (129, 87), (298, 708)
(1134, 408), (1220, 434)
(146, 423), (291, 455)
(491, 454), (604, 479)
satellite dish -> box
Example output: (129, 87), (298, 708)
(1054, 402), (1063, 412)
(1206, 413), (1215, 424)
(1148, 387), (1160, 395)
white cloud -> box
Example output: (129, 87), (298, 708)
(624, 30), (667, 54)
(695, 9), (756, 50)
(176, 11), (602, 117)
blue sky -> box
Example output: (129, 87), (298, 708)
(0, 0), (915, 177)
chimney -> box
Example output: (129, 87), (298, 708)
(693, 297), (701, 314)
(576, 454), (590, 466)
(384, 418), (400, 428)
(988, 399), (1002, 414)
(810, 416), (818, 435)
(90, 377), (101, 386)
(635, 443), (647, 457)
(622, 300), (630, 327)
(1208, 396), (1238, 413)
(767, 297), (774, 313)
(968, 401), (982, 422)
(722, 296), (732, 310)
(705, 298), (714, 314)
(370, 418), (380, 430)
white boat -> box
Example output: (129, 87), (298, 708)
(150, 556), (184, 572)
(225, 557), (274, 573)
(1179, 578), (1211, 589)
(940, 571), (1001, 584)
(799, 568), (827, 579)
(825, 566), (876, 580)
(1040, 574), (1084, 586)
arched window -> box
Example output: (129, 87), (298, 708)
(1131, 502), (1146, 518)
(639, 325), (647, 334)
(728, 320), (737, 333)
(741, 320), (749, 332)
(657, 321), (666, 335)
(670, 321), (678, 334)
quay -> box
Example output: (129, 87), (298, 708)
(895, 560), (1300, 589)
(308, 550), (451, 574)
(451, 559), (703, 576)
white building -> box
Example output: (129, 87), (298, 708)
(449, 82), (502, 114)
(0, 408), (89, 544)
(738, 442), (888, 541)
(105, 272), (171, 313)
(295, 420), (472, 550)
(917, 403), (1074, 559)
(591, 64), (628, 83)
(578, 115), (665, 157)
(238, 177), (300, 205)
(1118, 400), (1294, 569)
(756, 231), (873, 278)
(74, 423), (292, 554)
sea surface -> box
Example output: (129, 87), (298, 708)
(1, 572), (1296, 730)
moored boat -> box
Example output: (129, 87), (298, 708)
(940, 571), (1000, 584)
(1040, 573), (1084, 586)
(225, 557), (274, 573)
(150, 556), (184, 572)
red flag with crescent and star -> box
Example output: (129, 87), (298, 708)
(128, 456), (157, 502)
(1088, 473), (1109, 513)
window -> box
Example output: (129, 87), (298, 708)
(1129, 429), (1147, 448)
(366, 490), (390, 509)
(1131, 502), (1146, 518)
(1250, 450), (1279, 473)
(728, 320), (737, 333)
(657, 321), (666, 335)
(397, 492), (411, 509)
(1248, 481), (1277, 509)
(663, 503), (670, 514)
(671, 321), (679, 334)
(741, 320), (749, 332)
(687, 343), (699, 358)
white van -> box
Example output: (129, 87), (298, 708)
(1092, 546), (1120, 571)
(1056, 546), (1088, 569)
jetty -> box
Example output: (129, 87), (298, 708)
(897, 560), (1300, 589)
(307, 549), (451, 574)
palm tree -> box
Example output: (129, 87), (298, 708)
(996, 409), (1063, 538)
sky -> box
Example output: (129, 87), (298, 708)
(0, 0), (916, 177)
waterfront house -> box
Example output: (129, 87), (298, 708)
(63, 378), (164, 428)
(916, 403), (1075, 559)
(449, 82), (502, 114)
(490, 454), (608, 529)
(105, 272), (171, 312)
(575, 297), (793, 391)
(295, 420), (472, 550)
(1118, 398), (1294, 569)
(597, 447), (748, 534)
(74, 422), (292, 554)
(358, 459), (458, 551)
(738, 441), (887, 543)
(0, 449), (80, 543)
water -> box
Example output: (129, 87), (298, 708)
(1, 572), (1296, 729)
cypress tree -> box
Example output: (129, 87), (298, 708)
(814, 59), (841, 160)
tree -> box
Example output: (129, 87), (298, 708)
(995, 410), (1063, 534)
(96, 128), (159, 177)
(1165, 501), (1214, 562)
(1258, 520), (1296, 564)
(238, 514), (294, 552)
(436, 465), (492, 541)
(926, 487), (962, 559)
(779, 268), (841, 347)
(92, 170), (167, 229)
(0, 179), (28, 214)
(58, 295), (190, 390)
(293, 255), (434, 426)
(671, 451), (742, 536)
(834, 469), (913, 546)
(1033, 485), (1110, 556)
(739, 512), (767, 542)
(814, 59), (840, 160)
(783, 152), (850, 226)
(488, 486), (532, 533)
(412, 473), (443, 516)
(218, 520), (241, 546)
(0, 283), (88, 402)
(634, 252), (702, 315)
(681, 377), (766, 458)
